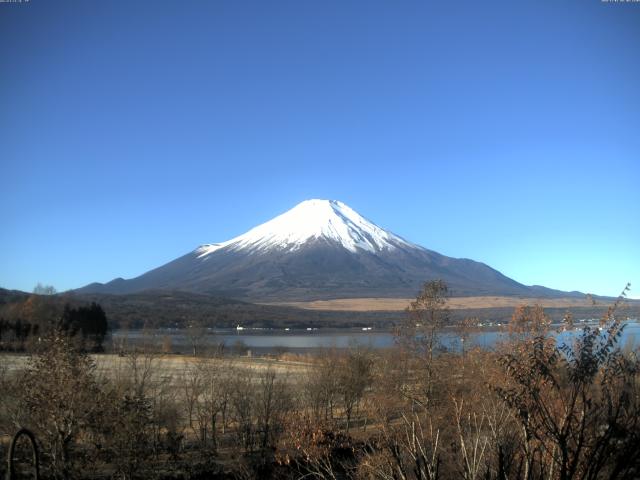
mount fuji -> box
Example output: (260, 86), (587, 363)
(78, 199), (573, 301)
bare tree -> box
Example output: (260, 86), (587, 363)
(182, 360), (203, 444)
(337, 347), (373, 432)
(33, 283), (57, 295)
(20, 331), (102, 480)
(361, 404), (441, 480)
(199, 360), (223, 451)
(255, 367), (292, 453)
(304, 349), (340, 424)
(452, 398), (489, 480)
(229, 366), (256, 452)
(397, 279), (450, 407)
(455, 317), (479, 377)
(186, 321), (208, 357)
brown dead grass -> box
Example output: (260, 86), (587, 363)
(2, 353), (313, 378)
(266, 296), (607, 312)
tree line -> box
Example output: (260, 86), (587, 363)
(0, 295), (108, 352)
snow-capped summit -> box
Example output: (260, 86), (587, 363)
(196, 199), (416, 257)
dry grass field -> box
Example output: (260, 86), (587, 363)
(0, 353), (313, 381)
(267, 295), (607, 311)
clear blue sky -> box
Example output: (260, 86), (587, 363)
(1, 0), (638, 298)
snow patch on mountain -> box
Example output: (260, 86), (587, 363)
(196, 199), (417, 257)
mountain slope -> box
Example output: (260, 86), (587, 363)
(78, 199), (577, 301)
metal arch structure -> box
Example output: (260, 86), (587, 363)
(6, 428), (40, 480)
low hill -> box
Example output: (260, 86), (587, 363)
(4, 288), (637, 332)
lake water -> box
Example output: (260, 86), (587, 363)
(111, 320), (640, 353)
